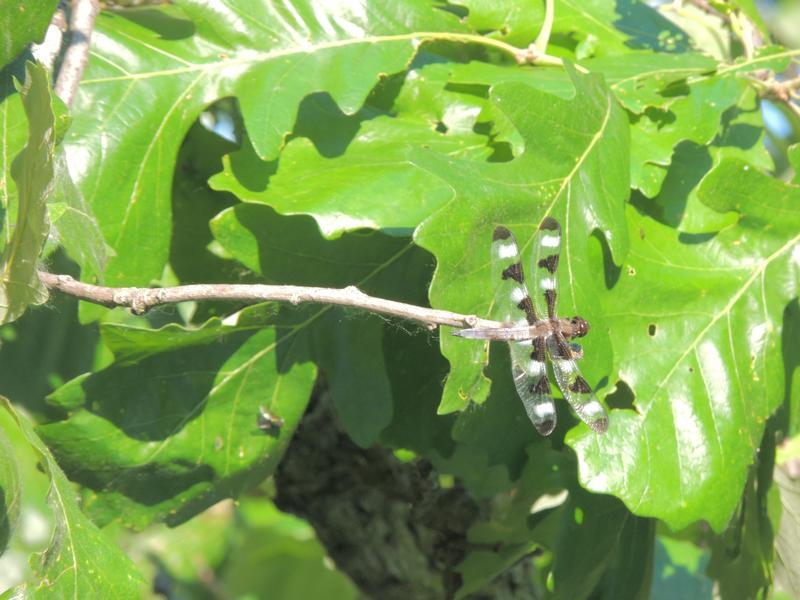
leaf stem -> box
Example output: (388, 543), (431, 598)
(38, 271), (502, 331)
(414, 31), (564, 66)
(533, 0), (555, 54)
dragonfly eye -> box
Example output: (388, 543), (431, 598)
(572, 316), (590, 337)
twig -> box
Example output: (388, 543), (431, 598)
(38, 271), (499, 331)
(31, 4), (67, 70)
(54, 0), (100, 107)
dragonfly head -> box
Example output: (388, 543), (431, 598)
(570, 316), (590, 338)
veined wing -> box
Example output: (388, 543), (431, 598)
(491, 226), (539, 326)
(531, 216), (561, 320)
(546, 333), (609, 433)
(491, 226), (556, 435)
(511, 337), (557, 436)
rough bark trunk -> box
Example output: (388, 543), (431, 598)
(274, 388), (540, 599)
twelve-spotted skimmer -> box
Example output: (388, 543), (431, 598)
(454, 217), (608, 435)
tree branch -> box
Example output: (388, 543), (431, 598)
(31, 4), (67, 71)
(38, 271), (499, 331)
(54, 0), (100, 108)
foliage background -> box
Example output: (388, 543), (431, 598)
(0, 0), (799, 598)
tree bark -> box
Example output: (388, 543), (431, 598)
(274, 386), (540, 599)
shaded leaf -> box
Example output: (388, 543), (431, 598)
(1, 398), (145, 596)
(0, 61), (52, 324)
(48, 154), (109, 281)
(650, 536), (713, 600)
(38, 305), (315, 529)
(706, 442), (776, 600)
(210, 204), (431, 447)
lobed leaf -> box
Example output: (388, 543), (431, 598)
(571, 161), (799, 530)
(65, 0), (470, 286)
(38, 306), (316, 529)
(0, 398), (145, 597)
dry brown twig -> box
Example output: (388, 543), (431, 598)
(38, 272), (500, 332)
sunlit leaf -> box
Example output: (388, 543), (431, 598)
(65, 0), (470, 286)
(0, 1), (58, 68)
(572, 161), (800, 530)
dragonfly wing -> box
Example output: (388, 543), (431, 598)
(510, 337), (557, 436)
(491, 226), (554, 435)
(491, 226), (539, 326)
(531, 216), (561, 320)
(546, 333), (608, 433)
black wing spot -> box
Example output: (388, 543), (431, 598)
(530, 376), (551, 394)
(502, 262), (524, 283)
(538, 254), (559, 273)
(535, 418), (556, 436)
(517, 296), (538, 324)
(591, 416), (609, 434)
(648, 324), (656, 336)
(493, 226), (512, 241)
(569, 376), (592, 394)
(553, 334), (572, 358)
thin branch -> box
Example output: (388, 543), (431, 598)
(38, 271), (500, 331)
(54, 0), (100, 107)
(31, 4), (67, 71)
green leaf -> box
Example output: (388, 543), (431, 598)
(48, 153), (109, 281)
(65, 0), (470, 286)
(220, 498), (357, 600)
(788, 143), (800, 183)
(456, 0), (544, 48)
(653, 86), (773, 233)
(571, 161), (800, 530)
(551, 0), (691, 57)
(210, 204), (429, 447)
(38, 306), (315, 529)
(774, 454), (800, 597)
(0, 61), (52, 324)
(650, 536), (712, 599)
(210, 64), (490, 238)
(706, 454), (776, 599)
(0, 404), (21, 555)
(657, 2), (731, 61)
(0, 398), (145, 596)
(630, 73), (745, 197)
(419, 65), (629, 416)
(0, 1), (58, 68)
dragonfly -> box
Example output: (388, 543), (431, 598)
(453, 217), (608, 436)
